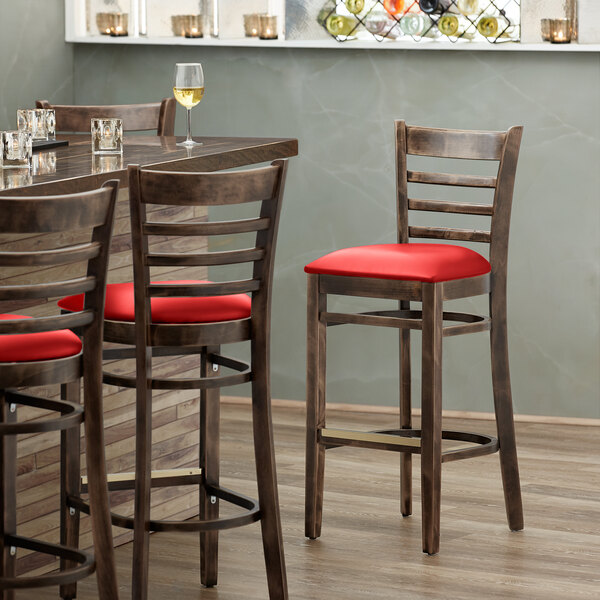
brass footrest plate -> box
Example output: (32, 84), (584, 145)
(81, 468), (203, 493)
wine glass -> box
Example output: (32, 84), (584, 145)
(173, 62), (205, 147)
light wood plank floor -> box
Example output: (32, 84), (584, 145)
(24, 402), (600, 599)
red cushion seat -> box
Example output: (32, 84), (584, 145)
(0, 314), (82, 363)
(58, 280), (252, 324)
(304, 243), (491, 283)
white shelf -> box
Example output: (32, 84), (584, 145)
(66, 34), (600, 52)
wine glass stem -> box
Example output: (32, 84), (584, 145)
(186, 108), (193, 144)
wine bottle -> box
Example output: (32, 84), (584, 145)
(476, 15), (510, 38)
(326, 14), (357, 37)
(418, 0), (451, 14)
(383, 0), (405, 15)
(456, 0), (479, 15)
(437, 14), (475, 38)
(346, 0), (365, 15)
(399, 13), (431, 37)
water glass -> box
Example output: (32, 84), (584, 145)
(91, 118), (123, 154)
(17, 108), (48, 141)
(1, 130), (32, 169)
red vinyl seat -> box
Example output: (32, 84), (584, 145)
(304, 243), (491, 283)
(58, 280), (252, 324)
(0, 314), (82, 363)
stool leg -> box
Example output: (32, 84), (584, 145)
(420, 283), (443, 556)
(400, 300), (412, 517)
(252, 325), (288, 600)
(132, 348), (152, 600)
(200, 346), (220, 587)
(0, 392), (16, 600)
(83, 347), (119, 600)
(60, 381), (82, 600)
(305, 274), (326, 540)
(490, 287), (524, 532)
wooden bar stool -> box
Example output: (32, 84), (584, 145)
(59, 160), (289, 599)
(305, 121), (524, 555)
(36, 98), (176, 135)
(0, 184), (119, 599)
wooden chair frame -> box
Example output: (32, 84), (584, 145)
(35, 99), (176, 135)
(65, 161), (289, 600)
(305, 121), (524, 555)
(0, 184), (119, 599)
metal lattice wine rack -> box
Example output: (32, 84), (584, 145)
(319, 0), (521, 44)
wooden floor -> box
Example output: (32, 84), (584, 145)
(23, 402), (600, 600)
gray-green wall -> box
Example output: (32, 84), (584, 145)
(1, 0), (598, 418)
(0, 0), (73, 129)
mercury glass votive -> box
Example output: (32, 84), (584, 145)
(540, 18), (552, 41)
(91, 118), (123, 154)
(171, 15), (187, 36)
(1, 131), (32, 169)
(258, 15), (278, 40)
(184, 15), (203, 38)
(244, 14), (261, 37)
(109, 13), (128, 36)
(96, 12), (114, 35)
(549, 18), (572, 43)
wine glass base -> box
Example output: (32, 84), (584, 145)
(177, 139), (203, 147)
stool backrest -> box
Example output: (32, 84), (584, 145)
(128, 160), (288, 326)
(0, 184), (118, 347)
(35, 99), (176, 135)
(396, 121), (523, 277)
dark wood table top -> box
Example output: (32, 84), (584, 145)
(0, 134), (298, 197)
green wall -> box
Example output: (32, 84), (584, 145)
(0, 0), (73, 129)
(2, 0), (597, 419)
(71, 44), (599, 418)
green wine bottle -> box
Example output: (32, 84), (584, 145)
(476, 15), (509, 38)
(438, 14), (475, 38)
(419, 0), (451, 14)
(346, 0), (365, 15)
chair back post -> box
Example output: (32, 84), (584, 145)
(489, 126), (523, 288)
(251, 159), (289, 321)
(395, 120), (410, 244)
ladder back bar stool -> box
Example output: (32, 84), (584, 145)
(0, 183), (119, 599)
(36, 98), (176, 135)
(305, 121), (524, 555)
(59, 160), (289, 600)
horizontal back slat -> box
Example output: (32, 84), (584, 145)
(0, 311), (93, 335)
(0, 242), (101, 267)
(143, 217), (271, 237)
(407, 170), (497, 189)
(0, 189), (114, 233)
(407, 127), (506, 160)
(408, 198), (494, 216)
(148, 279), (260, 298)
(409, 226), (491, 243)
(146, 248), (265, 268)
(0, 276), (97, 301)
(139, 165), (279, 206)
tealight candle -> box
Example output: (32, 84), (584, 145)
(549, 18), (572, 43)
(244, 14), (261, 37)
(184, 15), (203, 38)
(258, 15), (278, 40)
(109, 13), (129, 37)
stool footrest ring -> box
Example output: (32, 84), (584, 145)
(0, 534), (94, 590)
(321, 428), (498, 462)
(68, 483), (261, 533)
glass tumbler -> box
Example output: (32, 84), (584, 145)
(91, 118), (123, 154)
(1, 130), (32, 169)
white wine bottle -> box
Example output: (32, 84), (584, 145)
(419, 0), (451, 14)
(399, 13), (431, 37)
(476, 15), (510, 38)
(437, 14), (475, 38)
(456, 0), (479, 15)
(346, 0), (365, 15)
(326, 14), (357, 37)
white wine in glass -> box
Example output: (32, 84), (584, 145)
(173, 62), (204, 147)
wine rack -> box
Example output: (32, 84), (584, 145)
(318, 0), (521, 44)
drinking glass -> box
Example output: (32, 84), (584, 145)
(173, 63), (205, 147)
